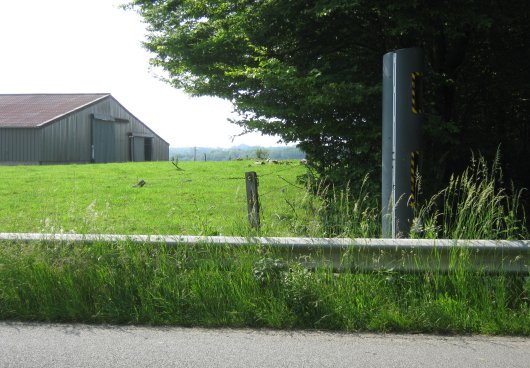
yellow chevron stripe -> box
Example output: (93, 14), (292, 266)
(410, 151), (419, 208)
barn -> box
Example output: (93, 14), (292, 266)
(0, 93), (169, 164)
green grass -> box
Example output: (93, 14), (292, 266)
(0, 161), (310, 236)
(0, 159), (528, 334)
(0, 240), (527, 334)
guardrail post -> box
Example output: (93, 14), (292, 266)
(245, 172), (260, 229)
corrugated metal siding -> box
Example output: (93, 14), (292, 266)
(41, 113), (91, 163)
(0, 128), (42, 163)
(1, 96), (169, 164)
(153, 138), (169, 161)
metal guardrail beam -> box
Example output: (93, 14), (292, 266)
(0, 233), (527, 274)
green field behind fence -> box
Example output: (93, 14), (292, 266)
(0, 161), (309, 236)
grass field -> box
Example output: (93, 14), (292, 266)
(0, 160), (528, 335)
(0, 161), (311, 236)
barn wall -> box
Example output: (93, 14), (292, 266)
(0, 128), (43, 164)
(41, 110), (92, 163)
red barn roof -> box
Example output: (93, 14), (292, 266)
(0, 93), (110, 128)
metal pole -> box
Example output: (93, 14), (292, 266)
(391, 52), (397, 239)
(382, 48), (424, 238)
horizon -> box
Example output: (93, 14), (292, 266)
(169, 143), (300, 149)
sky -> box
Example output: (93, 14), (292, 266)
(0, 0), (284, 148)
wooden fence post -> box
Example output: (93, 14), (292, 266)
(245, 172), (260, 229)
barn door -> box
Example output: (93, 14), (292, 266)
(144, 138), (153, 161)
(92, 120), (115, 163)
(133, 137), (145, 162)
(130, 136), (153, 162)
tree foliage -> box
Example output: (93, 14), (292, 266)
(127, 0), (530, 200)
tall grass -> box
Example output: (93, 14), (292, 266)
(300, 152), (528, 240)
(411, 153), (528, 240)
(286, 174), (381, 238)
(0, 240), (527, 334)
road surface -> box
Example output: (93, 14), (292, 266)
(0, 322), (528, 367)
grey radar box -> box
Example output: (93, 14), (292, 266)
(382, 48), (424, 238)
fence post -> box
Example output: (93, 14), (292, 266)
(245, 172), (260, 229)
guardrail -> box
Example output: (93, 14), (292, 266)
(0, 233), (527, 274)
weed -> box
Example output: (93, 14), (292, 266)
(413, 152), (528, 240)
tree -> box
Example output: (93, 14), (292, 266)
(255, 148), (269, 160)
(127, 0), (530, 202)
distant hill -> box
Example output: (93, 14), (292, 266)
(169, 145), (305, 161)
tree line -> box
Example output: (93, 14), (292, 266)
(169, 145), (305, 162)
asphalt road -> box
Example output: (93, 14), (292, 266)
(0, 322), (528, 368)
